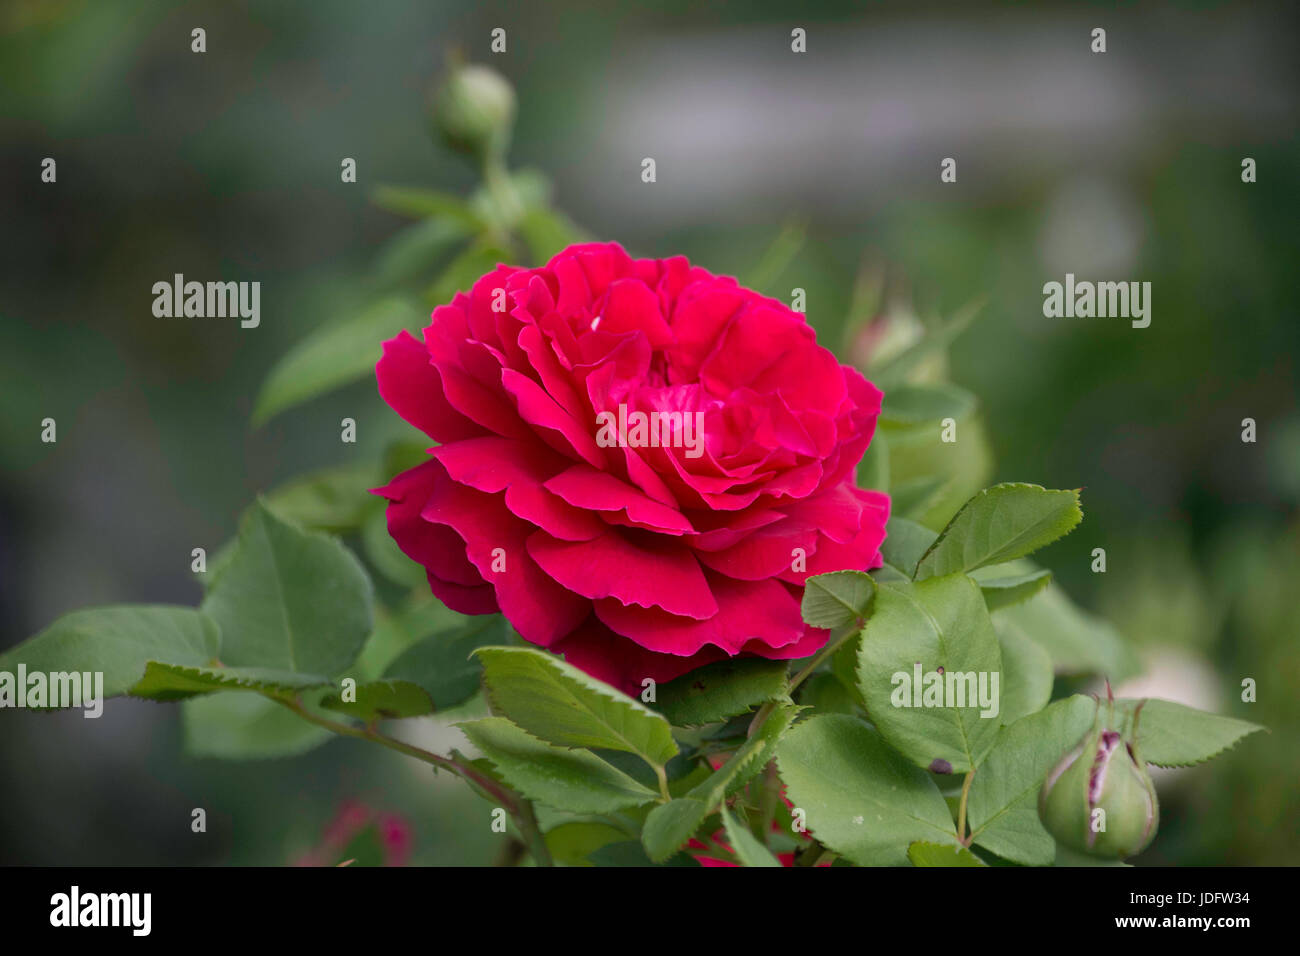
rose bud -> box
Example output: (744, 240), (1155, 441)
(1039, 695), (1159, 859)
(432, 62), (516, 160)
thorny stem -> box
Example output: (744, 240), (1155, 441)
(957, 768), (976, 846)
(757, 759), (781, 841)
(276, 694), (554, 866)
(746, 622), (858, 737)
(789, 622), (858, 693)
(654, 763), (672, 803)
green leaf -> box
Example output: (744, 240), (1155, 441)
(858, 431), (889, 493)
(830, 634), (867, 709)
(974, 567), (1053, 611)
(370, 185), (480, 226)
(871, 298), (984, 389)
(776, 714), (959, 866)
(909, 841), (986, 867)
(383, 615), (509, 710)
(652, 658), (790, 727)
(856, 575), (1003, 773)
(994, 584), (1139, 681)
(1117, 698), (1265, 768)
(252, 296), (426, 425)
(888, 475), (949, 521)
(586, 841), (698, 867)
(424, 241), (512, 307)
(879, 515), (938, 578)
(262, 462), (382, 533)
(642, 798), (712, 863)
(800, 570), (877, 629)
(471, 170), (552, 232)
(361, 506), (428, 588)
(720, 806), (782, 867)
(914, 484), (1083, 580)
(743, 219), (808, 293)
(319, 679), (434, 721)
(519, 207), (588, 265)
(887, 414), (995, 530)
(544, 821), (630, 867)
(995, 626), (1054, 726)
(0, 606), (219, 700)
(131, 662), (331, 701)
(459, 717), (658, 814)
(200, 501), (373, 676)
(373, 216), (472, 286)
(798, 672), (861, 716)
(351, 598), (469, 681)
(182, 692), (332, 760)
(474, 646), (678, 768)
(1053, 844), (1130, 867)
(966, 695), (1096, 866)
(879, 382), (976, 426)
(685, 703), (801, 805)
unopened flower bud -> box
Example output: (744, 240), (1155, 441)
(1039, 696), (1159, 859)
(432, 63), (516, 160)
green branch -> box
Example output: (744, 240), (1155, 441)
(275, 693), (554, 866)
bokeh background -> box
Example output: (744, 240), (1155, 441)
(1, 0), (1296, 865)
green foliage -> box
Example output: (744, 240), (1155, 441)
(686, 703), (801, 805)
(994, 584), (1139, 681)
(474, 646), (678, 769)
(132, 663), (332, 702)
(909, 841), (986, 867)
(182, 692), (332, 760)
(319, 679), (434, 721)
(261, 462), (383, 533)
(642, 799), (712, 863)
(720, 806), (782, 867)
(543, 821), (630, 867)
(879, 382), (976, 427)
(856, 574), (1003, 773)
(995, 626), (1055, 726)
(776, 714), (959, 866)
(800, 569), (876, 628)
(972, 564), (1053, 611)
(652, 658), (790, 727)
(914, 483), (1082, 580)
(965, 696), (1097, 865)
(459, 717), (658, 813)
(370, 185), (479, 225)
(6, 68), (1268, 869)
(0, 606), (219, 699)
(374, 217), (474, 286)
(252, 297), (426, 425)
(878, 515), (937, 578)
(200, 501), (373, 676)
(1117, 698), (1265, 768)
(382, 615), (510, 710)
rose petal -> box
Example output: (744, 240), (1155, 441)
(527, 529), (718, 619)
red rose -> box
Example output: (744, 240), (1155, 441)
(375, 242), (888, 693)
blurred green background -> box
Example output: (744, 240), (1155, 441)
(1, 0), (1295, 865)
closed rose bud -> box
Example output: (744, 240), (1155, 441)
(1039, 697), (1159, 859)
(432, 63), (516, 160)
